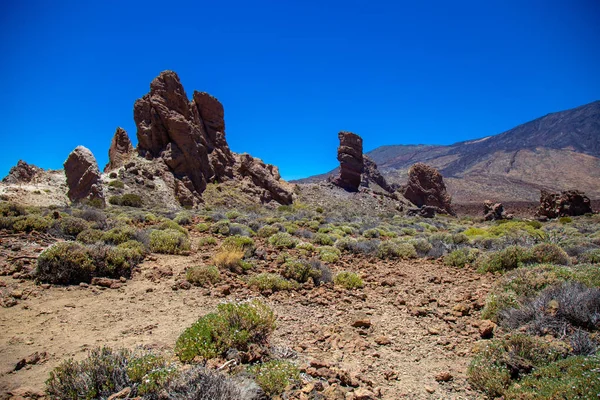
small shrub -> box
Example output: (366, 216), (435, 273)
(268, 232), (298, 249)
(110, 193), (142, 208)
(476, 246), (533, 274)
(529, 242), (570, 265)
(443, 248), (479, 268)
(12, 215), (50, 233)
(158, 219), (188, 234)
(248, 273), (297, 292)
(313, 232), (334, 246)
(559, 216), (573, 224)
(213, 248), (245, 272)
(222, 235), (255, 257)
(318, 246), (341, 263)
(149, 229), (190, 254)
(76, 228), (104, 244)
(102, 226), (138, 245)
(377, 241), (417, 259)
(580, 249), (600, 264)
(248, 360), (300, 397)
(163, 367), (260, 400)
(282, 259), (331, 285)
(186, 265), (220, 287)
(54, 216), (89, 237)
(210, 220), (231, 235)
(175, 300), (276, 362)
(362, 228), (380, 238)
(36, 242), (94, 284)
(334, 271), (364, 289)
(198, 237), (217, 246)
(108, 180), (125, 189)
(410, 238), (433, 256)
(195, 222), (210, 232)
(257, 225), (279, 238)
(173, 211), (193, 226)
(0, 202), (26, 217)
(296, 241), (315, 252)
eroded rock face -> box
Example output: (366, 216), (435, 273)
(104, 127), (134, 172)
(362, 156), (394, 193)
(2, 160), (42, 184)
(64, 146), (105, 206)
(133, 70), (291, 206)
(332, 131), (364, 191)
(537, 190), (593, 218)
(402, 163), (454, 215)
(483, 200), (512, 221)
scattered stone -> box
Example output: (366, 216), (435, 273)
(14, 351), (47, 371)
(483, 200), (512, 221)
(424, 386), (436, 394)
(91, 277), (121, 288)
(352, 318), (372, 328)
(352, 387), (376, 400)
(8, 387), (46, 399)
(374, 335), (391, 345)
(479, 320), (497, 339)
(435, 371), (453, 382)
(2, 160), (42, 184)
(107, 387), (132, 400)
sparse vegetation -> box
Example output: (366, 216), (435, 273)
(334, 271), (364, 289)
(247, 360), (300, 397)
(186, 265), (220, 287)
(149, 229), (190, 254)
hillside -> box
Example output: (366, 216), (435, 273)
(296, 101), (600, 202)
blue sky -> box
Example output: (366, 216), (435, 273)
(1, 0), (599, 180)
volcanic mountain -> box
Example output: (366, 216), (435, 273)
(297, 100), (600, 203)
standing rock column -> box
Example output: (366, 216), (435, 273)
(332, 131), (364, 191)
(104, 127), (134, 172)
(64, 146), (105, 206)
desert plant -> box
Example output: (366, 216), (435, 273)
(334, 271), (364, 289)
(102, 225), (138, 245)
(149, 229), (190, 254)
(248, 273), (298, 292)
(0, 201), (26, 217)
(53, 216), (89, 238)
(317, 246), (341, 263)
(222, 235), (255, 257)
(476, 246), (534, 274)
(313, 232), (334, 246)
(529, 242), (570, 265)
(247, 360), (300, 397)
(162, 367), (261, 400)
(108, 180), (125, 189)
(174, 300), (276, 362)
(36, 241), (94, 284)
(12, 214), (50, 233)
(76, 228), (104, 244)
(257, 225), (280, 238)
(376, 241), (417, 259)
(186, 265), (220, 287)
(443, 248), (479, 268)
(268, 232), (298, 249)
(213, 247), (245, 273)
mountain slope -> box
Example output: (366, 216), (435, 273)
(296, 101), (600, 202)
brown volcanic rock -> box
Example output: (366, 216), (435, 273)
(104, 127), (134, 172)
(537, 190), (593, 218)
(332, 131), (364, 191)
(402, 163), (454, 215)
(483, 200), (512, 221)
(362, 156), (394, 193)
(237, 154), (293, 204)
(133, 70), (291, 206)
(2, 160), (42, 184)
(64, 146), (105, 206)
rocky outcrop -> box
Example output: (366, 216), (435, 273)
(332, 132), (364, 191)
(483, 200), (512, 221)
(238, 154), (293, 204)
(104, 127), (134, 172)
(361, 157), (394, 193)
(402, 163), (454, 215)
(64, 146), (105, 206)
(331, 131), (395, 194)
(2, 160), (42, 184)
(536, 190), (593, 218)
(133, 70), (291, 206)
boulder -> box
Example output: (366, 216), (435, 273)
(237, 154), (294, 205)
(332, 131), (364, 191)
(402, 163), (454, 215)
(64, 146), (105, 206)
(536, 190), (593, 218)
(361, 156), (394, 193)
(2, 160), (42, 184)
(104, 127), (134, 172)
(483, 200), (512, 221)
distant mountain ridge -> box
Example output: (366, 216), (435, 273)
(296, 101), (600, 202)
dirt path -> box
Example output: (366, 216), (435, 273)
(0, 248), (492, 399)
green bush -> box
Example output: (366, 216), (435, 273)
(149, 229), (190, 254)
(109, 193), (143, 208)
(198, 236), (217, 246)
(529, 242), (570, 265)
(334, 271), (364, 289)
(173, 211), (193, 226)
(313, 232), (334, 246)
(210, 220), (231, 235)
(45, 347), (175, 399)
(248, 360), (300, 397)
(268, 232), (298, 249)
(102, 225), (138, 245)
(248, 273), (297, 292)
(195, 222), (210, 232)
(377, 241), (417, 259)
(76, 228), (104, 244)
(186, 265), (220, 287)
(54, 216), (89, 237)
(443, 248), (479, 268)
(410, 238), (433, 255)
(36, 242), (95, 284)
(282, 259), (331, 285)
(12, 215), (50, 233)
(362, 228), (381, 238)
(468, 334), (570, 398)
(222, 235), (255, 257)
(174, 300), (276, 362)
(559, 216), (573, 224)
(476, 246), (534, 274)
(158, 219), (188, 234)
(503, 354), (600, 399)
(108, 180), (125, 189)
(257, 225), (279, 238)
(318, 245), (341, 263)
(580, 249), (600, 264)
(0, 202), (26, 217)
(296, 241), (315, 252)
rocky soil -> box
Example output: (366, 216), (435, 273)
(0, 229), (492, 399)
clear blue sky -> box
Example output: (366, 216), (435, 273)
(1, 0), (599, 180)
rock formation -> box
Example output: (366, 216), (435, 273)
(402, 163), (454, 215)
(104, 127), (134, 172)
(64, 146), (105, 206)
(2, 160), (42, 184)
(331, 131), (364, 191)
(133, 70), (292, 206)
(483, 200), (512, 221)
(331, 131), (395, 194)
(536, 190), (593, 218)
